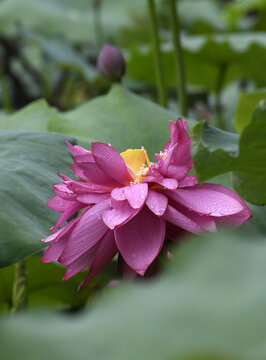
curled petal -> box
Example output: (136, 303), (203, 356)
(115, 206), (165, 275)
(53, 183), (76, 201)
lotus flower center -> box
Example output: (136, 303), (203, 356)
(120, 148), (150, 184)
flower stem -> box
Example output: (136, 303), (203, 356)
(147, 0), (167, 108)
(169, 0), (187, 117)
(215, 62), (227, 130)
(92, 0), (104, 52)
(11, 260), (28, 313)
(0, 64), (13, 114)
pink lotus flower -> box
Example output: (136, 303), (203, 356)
(41, 118), (251, 289)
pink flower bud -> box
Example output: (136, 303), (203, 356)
(97, 44), (126, 82)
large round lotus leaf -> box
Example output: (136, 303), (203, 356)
(0, 130), (74, 267)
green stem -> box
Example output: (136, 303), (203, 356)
(147, 0), (167, 108)
(11, 260), (27, 313)
(92, 0), (104, 51)
(0, 65), (13, 113)
(215, 62), (227, 130)
(169, 0), (187, 116)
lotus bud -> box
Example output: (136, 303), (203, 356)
(97, 44), (126, 82)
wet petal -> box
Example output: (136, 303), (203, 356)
(201, 183), (251, 226)
(111, 187), (126, 201)
(41, 217), (80, 262)
(53, 183), (76, 201)
(165, 165), (189, 180)
(71, 162), (117, 186)
(124, 183), (148, 209)
(50, 202), (84, 231)
(115, 206), (165, 275)
(167, 200), (217, 232)
(146, 190), (168, 216)
(178, 175), (198, 188)
(69, 181), (112, 194)
(144, 176), (178, 190)
(78, 231), (118, 289)
(41, 216), (80, 243)
(47, 195), (71, 212)
(59, 200), (110, 265)
(74, 153), (95, 163)
(77, 193), (110, 204)
(167, 184), (244, 217)
(160, 178), (178, 189)
(41, 237), (67, 263)
(102, 199), (139, 230)
(63, 242), (99, 281)
(118, 254), (137, 279)
(163, 205), (201, 234)
(217, 208), (252, 227)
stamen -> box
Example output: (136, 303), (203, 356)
(160, 150), (168, 160)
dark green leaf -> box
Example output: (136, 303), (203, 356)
(234, 89), (266, 133)
(0, 131), (74, 267)
(191, 121), (238, 181)
(192, 101), (266, 205)
(232, 101), (266, 204)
